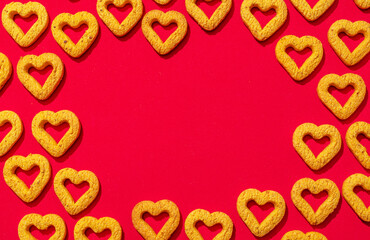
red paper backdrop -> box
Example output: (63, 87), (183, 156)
(0, 0), (369, 239)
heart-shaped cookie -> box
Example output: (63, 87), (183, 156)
(342, 173), (370, 222)
(31, 110), (81, 158)
(185, 0), (232, 31)
(153, 0), (173, 5)
(132, 199), (180, 239)
(240, 0), (288, 41)
(291, 178), (340, 225)
(74, 216), (122, 239)
(354, 0), (370, 9)
(185, 209), (233, 240)
(1, 2), (49, 47)
(51, 11), (99, 58)
(17, 53), (64, 101)
(275, 35), (323, 81)
(0, 110), (23, 157)
(3, 154), (51, 203)
(142, 10), (188, 55)
(293, 123), (342, 170)
(97, 0), (143, 37)
(281, 230), (328, 240)
(317, 73), (366, 120)
(328, 19), (370, 66)
(290, 0), (335, 21)
(18, 213), (66, 240)
(54, 168), (100, 215)
(346, 121), (370, 169)
(0, 52), (12, 91)
(237, 189), (286, 237)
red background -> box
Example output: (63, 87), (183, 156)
(0, 0), (369, 239)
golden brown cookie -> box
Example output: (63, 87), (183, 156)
(132, 199), (180, 240)
(328, 19), (370, 66)
(51, 11), (99, 58)
(3, 154), (51, 203)
(74, 216), (122, 239)
(354, 0), (370, 9)
(0, 110), (23, 157)
(31, 110), (81, 158)
(97, 0), (143, 37)
(236, 189), (286, 237)
(185, 209), (233, 240)
(342, 173), (370, 222)
(0, 52), (12, 91)
(291, 178), (340, 225)
(54, 168), (100, 215)
(281, 230), (328, 240)
(153, 0), (173, 5)
(292, 123), (342, 170)
(275, 35), (323, 81)
(18, 213), (66, 240)
(290, 0), (335, 21)
(17, 53), (64, 100)
(346, 121), (370, 169)
(185, 0), (232, 31)
(2, 1), (49, 47)
(317, 73), (366, 120)
(142, 10), (188, 55)
(240, 0), (288, 41)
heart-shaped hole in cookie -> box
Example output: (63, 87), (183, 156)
(357, 134), (370, 152)
(286, 47), (313, 68)
(196, 0), (222, 19)
(354, 186), (370, 207)
(247, 201), (274, 224)
(152, 22), (178, 43)
(328, 85), (355, 107)
(13, 14), (38, 35)
(196, 221), (222, 239)
(28, 65), (53, 86)
(29, 225), (56, 239)
(65, 179), (90, 203)
(0, 122), (12, 141)
(107, 3), (133, 23)
(44, 122), (69, 143)
(63, 24), (89, 45)
(305, 0), (321, 8)
(302, 189), (328, 212)
(338, 32), (365, 53)
(303, 135), (330, 158)
(15, 166), (40, 189)
(143, 212), (170, 234)
(85, 228), (112, 240)
(251, 7), (276, 29)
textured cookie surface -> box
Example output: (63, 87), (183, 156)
(185, 209), (233, 240)
(240, 0), (288, 41)
(2, 1), (49, 47)
(54, 168), (100, 215)
(0, 52), (12, 91)
(132, 199), (180, 240)
(317, 73), (366, 120)
(74, 216), (122, 239)
(290, 0), (335, 21)
(185, 0), (232, 31)
(17, 53), (64, 100)
(292, 123), (342, 170)
(51, 11), (99, 58)
(97, 0), (143, 37)
(346, 121), (370, 169)
(237, 189), (286, 237)
(328, 19), (370, 66)
(3, 154), (51, 203)
(275, 35), (323, 81)
(31, 110), (81, 157)
(153, 0), (173, 5)
(18, 213), (66, 240)
(342, 173), (370, 222)
(291, 178), (340, 225)
(0, 110), (23, 157)
(281, 230), (328, 240)
(354, 0), (370, 9)
(142, 10), (188, 55)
